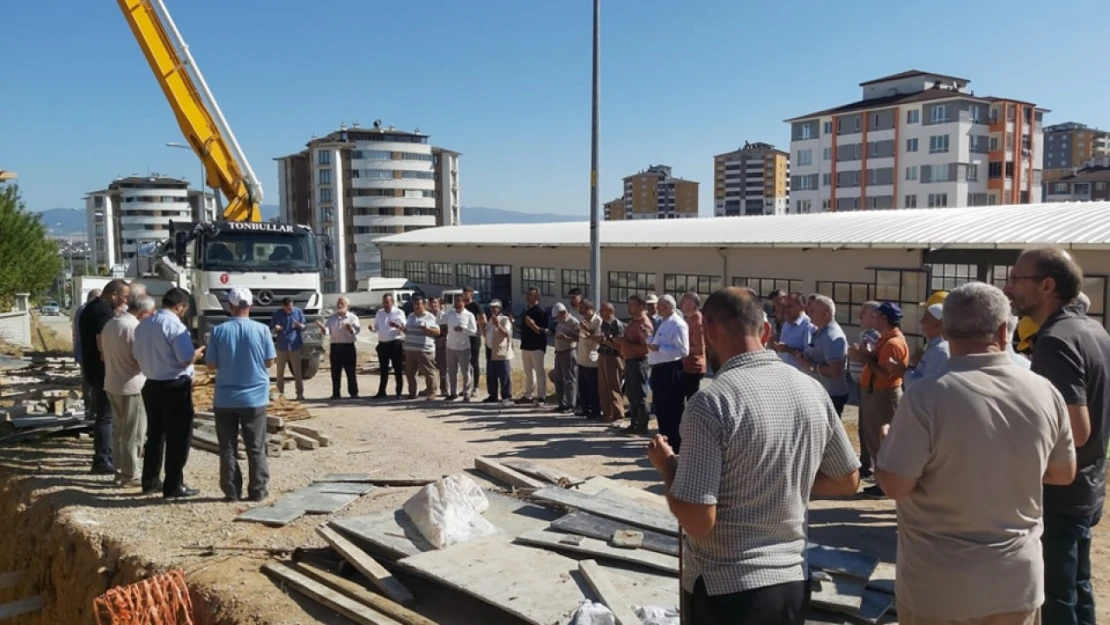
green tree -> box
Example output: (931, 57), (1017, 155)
(0, 184), (62, 310)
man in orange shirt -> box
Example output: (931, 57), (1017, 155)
(849, 301), (909, 499)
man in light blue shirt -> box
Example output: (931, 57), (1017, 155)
(798, 295), (851, 416)
(207, 287), (276, 502)
(903, 303), (951, 389)
(773, 292), (816, 368)
(271, 297), (306, 400)
(1005, 315), (1032, 369)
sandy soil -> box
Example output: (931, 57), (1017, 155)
(0, 353), (1106, 624)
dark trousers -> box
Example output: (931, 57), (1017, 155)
(553, 350), (578, 409)
(831, 394), (849, 417)
(85, 378), (113, 470)
(435, 337), (448, 395)
(684, 578), (807, 625)
(651, 361), (686, 452)
(140, 376), (194, 496)
(577, 366), (600, 418)
(469, 336), (482, 393)
(486, 359), (512, 401)
(682, 372), (703, 401)
(376, 339), (403, 396)
(329, 343), (358, 398)
(214, 406), (269, 500)
(626, 357), (650, 430)
(1043, 510), (1101, 625)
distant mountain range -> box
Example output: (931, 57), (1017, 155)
(34, 204), (280, 236)
(461, 206), (582, 225)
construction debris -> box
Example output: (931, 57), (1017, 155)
(192, 411), (330, 456)
(191, 371), (313, 421)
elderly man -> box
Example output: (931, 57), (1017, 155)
(900, 292), (951, 389)
(849, 301), (882, 477)
(79, 279), (130, 475)
(101, 293), (155, 486)
(374, 293), (406, 399)
(772, 292), (815, 369)
(680, 292), (707, 400)
(484, 299), (514, 404)
(206, 287), (276, 502)
(1006, 248), (1110, 625)
(877, 282), (1076, 625)
(574, 299), (602, 419)
(403, 296), (440, 400)
(551, 302), (580, 413)
(648, 287), (859, 625)
(796, 294), (850, 416)
(645, 294), (661, 330)
(596, 302), (626, 423)
(648, 295), (690, 452)
(443, 295), (478, 401)
(316, 297), (360, 399)
(616, 295), (653, 435)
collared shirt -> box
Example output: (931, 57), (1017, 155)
(648, 314), (689, 366)
(73, 303), (87, 363)
(575, 313), (602, 367)
(779, 313), (815, 368)
(554, 314), (580, 353)
(271, 307), (306, 351)
(486, 314), (514, 360)
(133, 309), (195, 381)
(683, 311), (706, 374)
(323, 312), (360, 344)
(1032, 308), (1110, 517)
(1007, 345), (1032, 369)
(78, 298), (115, 385)
(848, 329), (880, 383)
(621, 313), (652, 360)
(375, 307), (407, 343)
(519, 304), (550, 352)
(804, 321), (849, 397)
(904, 335), (951, 390)
(207, 317), (276, 409)
(404, 312), (438, 354)
(599, 317), (624, 356)
(101, 312), (145, 396)
(443, 308), (477, 351)
(671, 350), (860, 595)
(860, 327), (909, 390)
(878, 352), (1074, 619)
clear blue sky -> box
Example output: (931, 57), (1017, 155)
(2, 0), (1107, 216)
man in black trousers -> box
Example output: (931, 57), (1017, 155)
(78, 279), (130, 475)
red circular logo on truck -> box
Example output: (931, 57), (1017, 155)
(219, 273), (229, 284)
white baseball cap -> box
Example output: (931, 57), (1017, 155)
(227, 286), (253, 307)
(645, 294), (659, 305)
(489, 299), (503, 308)
(926, 303), (943, 320)
(552, 302), (567, 314)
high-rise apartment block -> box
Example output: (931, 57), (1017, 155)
(606, 165), (698, 221)
(1042, 122), (1110, 183)
(786, 70), (1044, 213)
(275, 122), (460, 293)
(603, 197), (625, 220)
(713, 142), (790, 216)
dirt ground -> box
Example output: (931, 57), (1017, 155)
(0, 353), (1107, 624)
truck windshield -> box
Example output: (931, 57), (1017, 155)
(198, 230), (319, 273)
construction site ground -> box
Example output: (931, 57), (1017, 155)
(0, 318), (1106, 624)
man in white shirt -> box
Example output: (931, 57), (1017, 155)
(648, 295), (690, 452)
(101, 294), (156, 486)
(316, 297), (361, 399)
(443, 296), (478, 401)
(374, 294), (407, 399)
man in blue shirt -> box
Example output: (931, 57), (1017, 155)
(207, 287), (276, 502)
(271, 297), (306, 400)
(772, 292), (816, 368)
(901, 302), (951, 389)
(797, 294), (851, 416)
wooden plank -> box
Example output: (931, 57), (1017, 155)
(516, 529), (679, 575)
(317, 525), (416, 606)
(236, 502), (306, 526)
(0, 595), (45, 619)
(288, 424), (332, 446)
(575, 477), (668, 512)
(290, 561), (440, 625)
(806, 544), (879, 580)
(531, 487), (678, 536)
(0, 571), (23, 590)
(577, 560), (641, 625)
(551, 511), (679, 556)
(261, 563), (402, 625)
(501, 459), (583, 486)
(474, 457), (545, 490)
(267, 414), (285, 429)
(307, 482), (376, 495)
(288, 430), (320, 450)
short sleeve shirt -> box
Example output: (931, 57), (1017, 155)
(519, 304), (550, 352)
(804, 321), (850, 397)
(860, 328), (910, 390)
(78, 298), (114, 385)
(206, 317), (277, 409)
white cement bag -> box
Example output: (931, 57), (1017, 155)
(402, 473), (498, 549)
(635, 605), (679, 625)
(569, 600), (616, 625)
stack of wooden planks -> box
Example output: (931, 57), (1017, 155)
(191, 372), (313, 422)
(192, 411), (330, 458)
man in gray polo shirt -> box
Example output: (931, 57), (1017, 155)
(648, 287), (860, 625)
(796, 294), (850, 416)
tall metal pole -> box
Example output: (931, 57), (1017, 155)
(588, 0), (601, 305)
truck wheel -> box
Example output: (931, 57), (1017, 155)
(301, 355), (321, 380)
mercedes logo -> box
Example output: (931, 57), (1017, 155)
(256, 290), (274, 305)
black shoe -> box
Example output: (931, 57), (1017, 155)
(445, 394), (457, 401)
(621, 425), (649, 436)
(223, 494), (240, 503)
(329, 394), (341, 400)
(859, 466), (874, 479)
(481, 397), (497, 404)
(248, 490), (269, 502)
(862, 485), (886, 499)
(141, 481), (163, 495)
(514, 397), (532, 405)
(164, 486), (200, 500)
(349, 394), (359, 400)
(374, 392), (387, 399)
(395, 391), (404, 398)
(555, 406), (572, 414)
(90, 464), (116, 476)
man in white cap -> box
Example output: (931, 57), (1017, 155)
(900, 298), (951, 389)
(205, 286), (276, 502)
(648, 294), (690, 451)
(551, 302), (580, 412)
(645, 294), (662, 331)
(484, 299), (514, 404)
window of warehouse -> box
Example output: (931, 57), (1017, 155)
(874, 268), (929, 349)
(382, 260), (404, 279)
(457, 264), (492, 294)
(732, 276), (803, 300)
(561, 269), (590, 298)
(609, 271), (655, 303)
(404, 261), (427, 283)
(665, 273), (722, 301)
(815, 280), (873, 327)
(522, 267), (555, 296)
(927, 263), (977, 292)
(429, 262), (453, 285)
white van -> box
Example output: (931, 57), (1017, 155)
(323, 277), (420, 314)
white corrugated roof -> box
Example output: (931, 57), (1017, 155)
(377, 202), (1110, 251)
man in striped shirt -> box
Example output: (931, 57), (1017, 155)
(403, 296), (440, 399)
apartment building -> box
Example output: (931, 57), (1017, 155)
(786, 70), (1044, 213)
(275, 122), (461, 293)
(713, 142), (790, 216)
(1042, 122), (1110, 183)
(1044, 156), (1110, 202)
(604, 197), (626, 220)
(85, 175), (215, 271)
(608, 165), (698, 220)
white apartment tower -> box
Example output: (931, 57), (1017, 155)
(786, 70), (1045, 213)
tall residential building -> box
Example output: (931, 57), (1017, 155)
(713, 142), (790, 216)
(786, 70), (1045, 213)
(275, 122), (461, 293)
(85, 175), (215, 271)
(1042, 122), (1110, 183)
(603, 197), (625, 220)
(611, 165), (698, 220)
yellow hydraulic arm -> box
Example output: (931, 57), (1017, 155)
(117, 0), (263, 222)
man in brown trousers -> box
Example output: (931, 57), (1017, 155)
(597, 302), (626, 422)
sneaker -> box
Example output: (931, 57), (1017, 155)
(90, 464), (116, 476)
(862, 485), (886, 499)
(501, 399), (514, 406)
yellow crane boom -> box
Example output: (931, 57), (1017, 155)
(117, 0), (262, 222)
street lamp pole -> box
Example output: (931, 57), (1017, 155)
(166, 141), (209, 222)
(588, 0), (602, 305)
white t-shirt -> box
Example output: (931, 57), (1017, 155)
(375, 307), (406, 342)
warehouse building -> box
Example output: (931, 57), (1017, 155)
(376, 201), (1110, 348)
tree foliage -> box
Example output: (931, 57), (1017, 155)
(0, 184), (62, 309)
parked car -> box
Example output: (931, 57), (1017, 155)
(40, 301), (61, 316)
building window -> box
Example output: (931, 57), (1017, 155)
(318, 150), (331, 166)
(927, 193), (948, 208)
(905, 166), (918, 181)
(319, 187), (333, 204)
(561, 269), (590, 297)
(318, 168), (332, 185)
(931, 105), (949, 124)
(906, 109), (920, 124)
(800, 126), (813, 140)
(989, 162), (1003, 179)
(815, 281), (874, 326)
(522, 267), (555, 296)
(874, 268), (929, 344)
(429, 262), (453, 285)
(796, 199), (813, 213)
(608, 271), (655, 303)
(823, 147), (832, 161)
(927, 263), (977, 292)
(732, 276), (803, 300)
(664, 273), (722, 301)
(906, 138), (919, 153)
(457, 263), (492, 294)
(822, 173), (831, 186)
(930, 166), (950, 183)
(797, 149), (813, 166)
(1083, 275), (1107, 325)
(966, 164), (979, 182)
(404, 260), (427, 283)
(929, 135), (950, 154)
(382, 260), (404, 279)
(823, 121), (833, 134)
(991, 265), (1012, 289)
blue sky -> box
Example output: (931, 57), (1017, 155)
(2, 0), (1108, 217)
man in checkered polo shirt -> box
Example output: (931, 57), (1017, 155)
(648, 287), (860, 625)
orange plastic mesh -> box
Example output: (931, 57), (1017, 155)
(93, 569), (195, 625)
